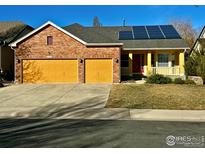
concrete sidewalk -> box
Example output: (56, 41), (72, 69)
(130, 109), (205, 122)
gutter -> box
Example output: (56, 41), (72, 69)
(123, 47), (190, 51)
(86, 43), (123, 46)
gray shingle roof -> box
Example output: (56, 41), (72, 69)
(63, 24), (189, 49)
(0, 21), (33, 45)
(121, 39), (188, 49)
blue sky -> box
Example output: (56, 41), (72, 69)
(0, 5), (205, 30)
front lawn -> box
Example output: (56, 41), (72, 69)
(106, 84), (205, 110)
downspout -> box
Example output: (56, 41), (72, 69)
(0, 41), (6, 74)
(10, 45), (16, 83)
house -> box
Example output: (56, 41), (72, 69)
(10, 21), (189, 84)
(191, 26), (205, 55)
(0, 21), (33, 80)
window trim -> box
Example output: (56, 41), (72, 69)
(158, 54), (169, 67)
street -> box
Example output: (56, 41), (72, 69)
(0, 119), (204, 148)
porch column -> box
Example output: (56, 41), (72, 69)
(147, 52), (152, 75)
(179, 51), (185, 76)
(154, 53), (158, 67)
(129, 53), (133, 76)
(168, 54), (172, 67)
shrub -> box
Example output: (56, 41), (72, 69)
(174, 78), (185, 84)
(185, 49), (205, 83)
(184, 79), (195, 85)
(146, 74), (172, 84)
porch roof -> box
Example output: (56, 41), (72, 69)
(121, 39), (189, 50)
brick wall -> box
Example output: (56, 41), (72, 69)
(15, 25), (121, 83)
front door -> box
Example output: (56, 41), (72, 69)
(132, 54), (141, 73)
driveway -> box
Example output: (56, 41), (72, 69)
(0, 84), (130, 119)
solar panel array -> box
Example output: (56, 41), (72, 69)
(118, 25), (181, 40)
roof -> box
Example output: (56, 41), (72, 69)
(10, 21), (189, 50)
(0, 21), (33, 45)
(63, 24), (189, 50)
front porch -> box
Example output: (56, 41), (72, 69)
(121, 50), (185, 79)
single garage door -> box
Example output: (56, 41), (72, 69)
(85, 59), (113, 83)
(22, 59), (78, 83)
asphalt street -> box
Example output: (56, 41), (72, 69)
(0, 119), (204, 148)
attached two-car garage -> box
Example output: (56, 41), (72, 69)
(22, 59), (78, 83)
(22, 59), (113, 83)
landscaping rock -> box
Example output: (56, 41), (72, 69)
(0, 83), (4, 88)
(188, 76), (203, 85)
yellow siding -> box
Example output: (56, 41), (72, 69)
(23, 59), (78, 83)
(85, 59), (112, 83)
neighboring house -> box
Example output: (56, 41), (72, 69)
(0, 21), (33, 80)
(191, 26), (205, 55)
(10, 21), (189, 84)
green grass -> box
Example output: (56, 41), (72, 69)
(106, 84), (205, 110)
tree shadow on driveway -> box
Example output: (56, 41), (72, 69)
(14, 96), (130, 120)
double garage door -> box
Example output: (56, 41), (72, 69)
(22, 59), (113, 83)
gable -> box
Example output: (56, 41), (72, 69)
(16, 24), (88, 49)
(10, 21), (87, 47)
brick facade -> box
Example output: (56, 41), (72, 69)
(15, 25), (121, 83)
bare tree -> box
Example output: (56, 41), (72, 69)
(170, 19), (198, 49)
(93, 16), (101, 27)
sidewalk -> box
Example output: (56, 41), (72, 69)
(130, 109), (205, 122)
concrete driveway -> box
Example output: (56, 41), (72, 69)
(0, 84), (130, 119)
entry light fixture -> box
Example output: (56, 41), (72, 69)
(16, 59), (20, 64)
(80, 58), (84, 63)
(115, 58), (119, 63)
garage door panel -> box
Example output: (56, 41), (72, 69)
(85, 59), (112, 83)
(23, 60), (78, 83)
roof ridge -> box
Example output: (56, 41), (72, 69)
(84, 24), (173, 28)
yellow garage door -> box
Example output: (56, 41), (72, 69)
(23, 59), (78, 83)
(85, 59), (112, 83)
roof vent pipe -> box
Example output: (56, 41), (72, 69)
(123, 18), (126, 27)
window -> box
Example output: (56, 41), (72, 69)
(121, 54), (129, 67)
(158, 54), (169, 67)
(47, 36), (53, 45)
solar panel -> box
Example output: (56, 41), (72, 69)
(146, 26), (165, 39)
(118, 31), (133, 40)
(160, 25), (181, 39)
(133, 26), (149, 39)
